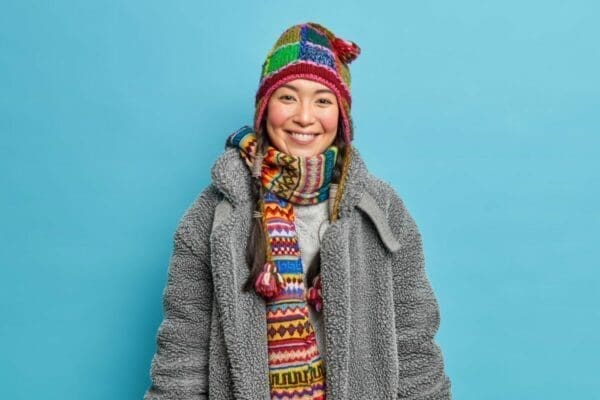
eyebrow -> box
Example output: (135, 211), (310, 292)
(280, 83), (334, 95)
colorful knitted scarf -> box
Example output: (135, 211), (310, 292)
(227, 125), (337, 400)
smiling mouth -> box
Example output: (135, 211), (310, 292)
(286, 130), (321, 143)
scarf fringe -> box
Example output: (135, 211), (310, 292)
(306, 275), (324, 312)
(254, 261), (285, 298)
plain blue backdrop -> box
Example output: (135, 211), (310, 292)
(1, 1), (598, 399)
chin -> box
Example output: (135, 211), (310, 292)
(287, 146), (324, 158)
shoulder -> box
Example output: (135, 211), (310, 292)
(360, 172), (420, 244)
(171, 145), (247, 257)
(362, 173), (400, 205)
(210, 146), (252, 206)
(174, 183), (224, 257)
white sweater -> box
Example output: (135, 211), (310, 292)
(293, 200), (330, 362)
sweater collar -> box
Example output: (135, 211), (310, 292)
(211, 142), (368, 217)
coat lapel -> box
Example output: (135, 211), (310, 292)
(210, 199), (271, 400)
(320, 216), (352, 399)
(210, 150), (271, 399)
(318, 146), (369, 399)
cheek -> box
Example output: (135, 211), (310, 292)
(266, 102), (291, 128)
(319, 109), (339, 133)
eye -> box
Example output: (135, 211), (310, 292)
(317, 98), (334, 105)
(278, 94), (296, 102)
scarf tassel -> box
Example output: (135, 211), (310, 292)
(306, 275), (324, 312)
(254, 261), (285, 298)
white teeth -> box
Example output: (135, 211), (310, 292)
(291, 132), (314, 138)
(286, 130), (319, 143)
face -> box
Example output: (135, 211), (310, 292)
(265, 78), (339, 157)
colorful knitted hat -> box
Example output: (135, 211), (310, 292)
(254, 22), (361, 143)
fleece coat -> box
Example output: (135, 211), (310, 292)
(144, 146), (452, 400)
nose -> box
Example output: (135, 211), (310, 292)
(293, 100), (315, 126)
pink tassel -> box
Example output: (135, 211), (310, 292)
(255, 261), (285, 298)
(306, 275), (324, 312)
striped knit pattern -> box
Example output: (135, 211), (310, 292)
(254, 22), (360, 143)
(264, 190), (326, 400)
(227, 126), (338, 205)
(227, 125), (338, 399)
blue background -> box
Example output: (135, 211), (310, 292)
(1, 1), (598, 399)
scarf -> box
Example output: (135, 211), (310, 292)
(226, 125), (338, 400)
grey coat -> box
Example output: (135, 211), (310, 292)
(144, 146), (452, 400)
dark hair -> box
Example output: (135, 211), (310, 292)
(242, 119), (348, 292)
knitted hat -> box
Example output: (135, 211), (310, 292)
(254, 22), (361, 143)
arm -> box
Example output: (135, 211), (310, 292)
(144, 187), (219, 400)
(387, 189), (452, 400)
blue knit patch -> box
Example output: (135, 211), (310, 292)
(300, 41), (335, 69)
(276, 259), (303, 274)
(299, 25), (335, 68)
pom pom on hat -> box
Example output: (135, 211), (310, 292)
(332, 37), (361, 64)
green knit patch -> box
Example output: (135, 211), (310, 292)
(265, 43), (300, 75)
(305, 27), (330, 49)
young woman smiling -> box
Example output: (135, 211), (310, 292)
(145, 22), (453, 400)
(266, 80), (340, 157)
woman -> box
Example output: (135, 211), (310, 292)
(145, 22), (452, 400)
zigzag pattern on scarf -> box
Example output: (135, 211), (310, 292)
(227, 126), (333, 399)
(264, 190), (326, 399)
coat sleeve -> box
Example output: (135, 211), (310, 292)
(144, 186), (220, 400)
(386, 187), (452, 400)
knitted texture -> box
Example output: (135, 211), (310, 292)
(254, 22), (360, 143)
(294, 201), (330, 358)
(227, 126), (338, 205)
(263, 191), (326, 399)
(227, 125), (338, 399)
